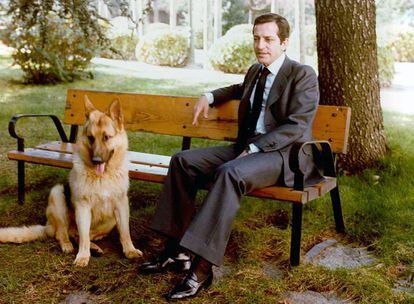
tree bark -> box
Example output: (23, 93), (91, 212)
(315, 0), (387, 173)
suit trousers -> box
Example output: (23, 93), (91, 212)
(150, 143), (284, 266)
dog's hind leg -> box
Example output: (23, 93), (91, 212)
(47, 185), (74, 253)
(72, 237), (104, 256)
(90, 242), (104, 256)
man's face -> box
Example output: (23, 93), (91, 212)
(253, 22), (287, 66)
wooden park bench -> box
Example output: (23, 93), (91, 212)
(7, 89), (351, 266)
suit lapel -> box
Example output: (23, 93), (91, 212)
(244, 64), (261, 101)
(239, 64), (261, 119)
(266, 56), (292, 109)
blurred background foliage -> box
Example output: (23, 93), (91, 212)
(0, 0), (413, 85)
(0, 0), (111, 83)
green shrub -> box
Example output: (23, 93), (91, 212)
(209, 25), (256, 74)
(101, 35), (139, 60)
(1, 14), (97, 84)
(0, 2), (108, 84)
(98, 17), (139, 60)
(377, 46), (395, 88)
(135, 28), (189, 67)
(390, 32), (414, 62)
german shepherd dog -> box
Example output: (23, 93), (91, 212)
(0, 96), (143, 267)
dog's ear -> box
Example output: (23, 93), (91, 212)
(108, 99), (124, 131)
(84, 95), (96, 119)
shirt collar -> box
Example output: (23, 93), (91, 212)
(263, 53), (286, 76)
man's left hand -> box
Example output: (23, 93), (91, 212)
(192, 96), (210, 126)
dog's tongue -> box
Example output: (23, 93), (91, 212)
(95, 163), (106, 175)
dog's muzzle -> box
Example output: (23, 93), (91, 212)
(92, 156), (103, 164)
(92, 156), (106, 176)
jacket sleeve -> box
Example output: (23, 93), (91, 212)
(254, 65), (320, 152)
(209, 65), (256, 107)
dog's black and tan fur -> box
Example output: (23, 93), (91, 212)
(0, 97), (142, 267)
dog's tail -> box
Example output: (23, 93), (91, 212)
(0, 185), (65, 244)
(0, 224), (54, 243)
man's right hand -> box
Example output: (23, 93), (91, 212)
(192, 95), (210, 126)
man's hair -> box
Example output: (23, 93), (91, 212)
(253, 13), (290, 42)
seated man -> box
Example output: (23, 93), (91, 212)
(140, 13), (321, 300)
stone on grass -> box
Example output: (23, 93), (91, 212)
(283, 291), (352, 304)
(393, 272), (414, 295)
(60, 291), (105, 304)
(212, 264), (232, 285)
(304, 239), (376, 269)
(262, 262), (284, 280)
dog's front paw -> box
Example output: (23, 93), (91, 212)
(61, 241), (74, 253)
(73, 253), (90, 267)
(125, 248), (143, 259)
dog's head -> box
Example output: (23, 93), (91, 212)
(78, 95), (128, 175)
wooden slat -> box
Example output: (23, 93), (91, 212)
(128, 163), (168, 183)
(64, 89), (238, 142)
(128, 152), (171, 168)
(250, 177), (336, 204)
(35, 143), (338, 197)
(36, 141), (171, 168)
(8, 148), (168, 183)
(312, 106), (351, 154)
(8, 149), (73, 169)
(302, 186), (320, 202)
(128, 169), (329, 203)
(8, 149), (171, 180)
(311, 177), (337, 197)
(64, 89), (350, 154)
(36, 143), (339, 189)
(37, 141), (75, 154)
(250, 187), (307, 204)
(8, 148), (336, 203)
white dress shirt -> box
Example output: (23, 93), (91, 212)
(204, 53), (286, 153)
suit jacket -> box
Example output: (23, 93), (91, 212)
(210, 56), (321, 187)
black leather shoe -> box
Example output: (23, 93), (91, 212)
(164, 270), (213, 300)
(139, 252), (191, 274)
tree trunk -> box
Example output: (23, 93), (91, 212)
(315, 0), (387, 173)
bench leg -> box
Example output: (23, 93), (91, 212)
(17, 160), (25, 204)
(330, 186), (345, 232)
(290, 203), (303, 267)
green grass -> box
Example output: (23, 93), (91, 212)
(0, 55), (413, 303)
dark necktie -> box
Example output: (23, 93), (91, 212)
(245, 67), (271, 137)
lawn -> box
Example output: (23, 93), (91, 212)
(0, 55), (413, 303)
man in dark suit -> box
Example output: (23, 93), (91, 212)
(140, 13), (320, 300)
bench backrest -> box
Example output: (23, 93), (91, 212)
(64, 89), (351, 154)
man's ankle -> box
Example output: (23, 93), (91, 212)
(192, 255), (212, 281)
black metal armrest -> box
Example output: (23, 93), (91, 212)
(8, 114), (69, 151)
(288, 140), (336, 191)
